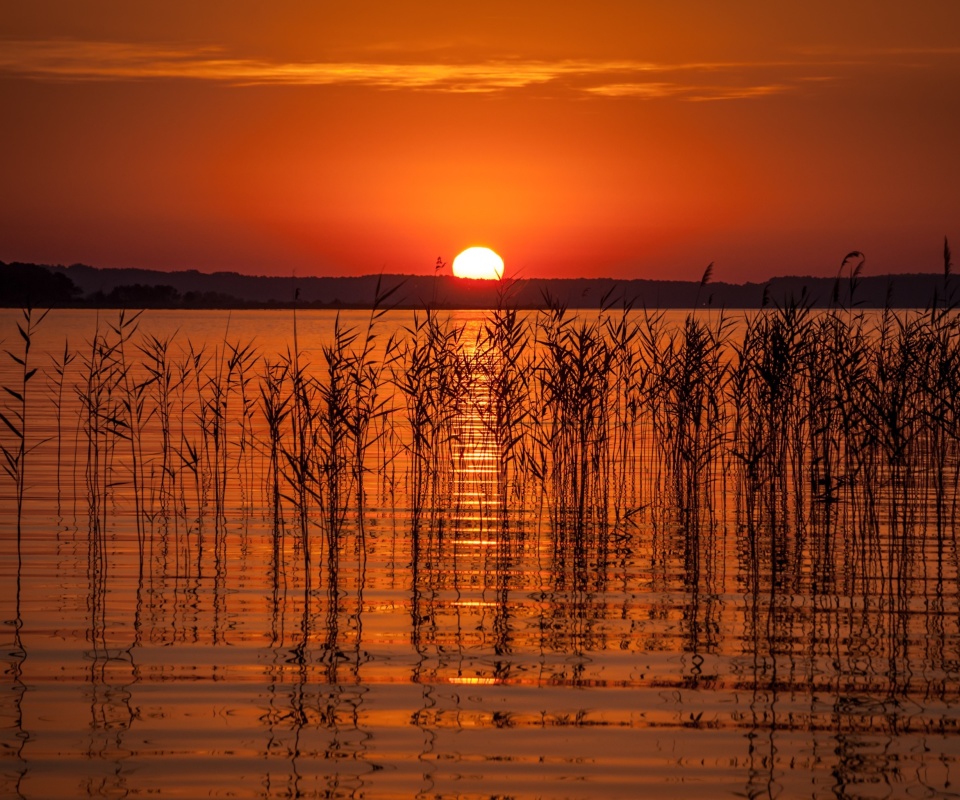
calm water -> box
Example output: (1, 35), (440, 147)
(1, 308), (959, 799)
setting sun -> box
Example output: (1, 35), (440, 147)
(452, 246), (504, 280)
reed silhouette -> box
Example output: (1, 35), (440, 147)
(3, 256), (960, 797)
(2, 277), (959, 613)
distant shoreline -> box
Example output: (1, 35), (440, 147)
(2, 260), (956, 310)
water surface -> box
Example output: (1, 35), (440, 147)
(1, 307), (959, 798)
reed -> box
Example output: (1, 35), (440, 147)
(345, 278), (402, 542)
(227, 338), (260, 514)
(111, 310), (151, 573)
(4, 267), (960, 622)
(282, 301), (317, 588)
(602, 298), (646, 525)
(318, 315), (356, 563)
(478, 298), (531, 530)
(77, 315), (122, 537)
(260, 358), (290, 532)
(634, 308), (670, 518)
(48, 336), (76, 500)
(732, 296), (811, 524)
(179, 341), (209, 563)
(672, 313), (729, 526)
(394, 309), (468, 529)
(0, 307), (48, 569)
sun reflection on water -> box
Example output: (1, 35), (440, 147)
(1, 307), (959, 798)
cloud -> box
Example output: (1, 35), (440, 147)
(0, 40), (648, 91)
(583, 82), (680, 99)
(0, 38), (944, 100)
(584, 82), (791, 101)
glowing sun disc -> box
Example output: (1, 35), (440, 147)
(452, 246), (504, 280)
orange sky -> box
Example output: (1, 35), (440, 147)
(2, 1), (959, 282)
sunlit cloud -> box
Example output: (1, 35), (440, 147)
(0, 38), (948, 100)
(585, 82), (791, 101)
(688, 84), (791, 102)
(0, 40), (651, 91)
(583, 82), (680, 99)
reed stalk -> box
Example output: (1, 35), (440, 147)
(5, 265), (960, 643)
(0, 307), (49, 573)
(48, 336), (75, 501)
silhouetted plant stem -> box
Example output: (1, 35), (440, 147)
(1, 308), (48, 626)
(111, 309), (147, 576)
(49, 336), (75, 503)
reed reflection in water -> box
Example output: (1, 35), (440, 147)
(1, 302), (960, 798)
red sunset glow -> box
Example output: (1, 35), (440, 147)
(1, 2), (958, 281)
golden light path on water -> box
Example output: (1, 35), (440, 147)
(0, 307), (959, 798)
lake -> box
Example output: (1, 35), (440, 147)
(2, 306), (959, 798)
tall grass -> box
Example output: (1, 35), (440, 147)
(49, 336), (75, 502)
(478, 300), (530, 529)
(528, 294), (623, 577)
(3, 280), (960, 630)
(0, 308), (48, 558)
(395, 308), (468, 531)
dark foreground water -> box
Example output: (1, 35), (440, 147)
(2, 308), (959, 798)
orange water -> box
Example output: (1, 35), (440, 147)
(1, 308), (958, 799)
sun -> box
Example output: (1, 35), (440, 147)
(452, 246), (504, 280)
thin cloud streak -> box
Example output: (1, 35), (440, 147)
(0, 39), (948, 100)
(584, 82), (791, 101)
(0, 40), (652, 91)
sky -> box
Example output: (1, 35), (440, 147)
(2, 1), (959, 282)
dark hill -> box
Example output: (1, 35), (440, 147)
(0, 261), (955, 309)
